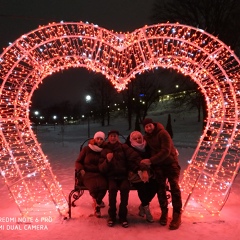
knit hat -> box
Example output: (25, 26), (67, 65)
(94, 131), (105, 140)
(142, 118), (154, 127)
(108, 130), (119, 136)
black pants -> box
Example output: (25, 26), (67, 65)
(156, 163), (182, 213)
(132, 178), (158, 206)
(108, 178), (130, 221)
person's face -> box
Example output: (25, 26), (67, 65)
(108, 133), (119, 144)
(144, 123), (155, 134)
(132, 133), (142, 144)
(95, 137), (104, 146)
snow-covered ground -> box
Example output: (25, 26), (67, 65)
(0, 111), (239, 240)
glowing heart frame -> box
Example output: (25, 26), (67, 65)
(0, 22), (240, 216)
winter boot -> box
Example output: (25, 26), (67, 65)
(138, 204), (145, 217)
(92, 197), (105, 208)
(169, 211), (182, 230)
(159, 208), (168, 226)
(94, 205), (101, 218)
(143, 205), (154, 223)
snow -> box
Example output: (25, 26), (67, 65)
(0, 112), (239, 240)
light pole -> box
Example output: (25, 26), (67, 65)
(53, 115), (57, 130)
(85, 95), (91, 138)
(34, 111), (39, 133)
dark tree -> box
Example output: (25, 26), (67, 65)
(86, 74), (119, 126)
(122, 70), (164, 130)
(151, 0), (240, 54)
(150, 0), (240, 128)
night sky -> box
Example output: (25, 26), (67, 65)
(0, 0), (155, 107)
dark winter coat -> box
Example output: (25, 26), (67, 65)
(126, 142), (155, 181)
(75, 144), (107, 189)
(75, 146), (107, 182)
(144, 122), (178, 167)
(99, 141), (142, 180)
(126, 142), (151, 173)
(75, 145), (102, 173)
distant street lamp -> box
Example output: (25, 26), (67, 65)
(86, 95), (91, 102)
(85, 95), (92, 138)
(34, 110), (39, 133)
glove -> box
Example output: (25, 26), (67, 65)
(106, 152), (113, 162)
(140, 159), (151, 166)
(138, 170), (149, 183)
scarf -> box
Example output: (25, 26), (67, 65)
(131, 139), (146, 152)
(88, 144), (103, 152)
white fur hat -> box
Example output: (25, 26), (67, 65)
(94, 131), (105, 140)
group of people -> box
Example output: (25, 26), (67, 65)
(75, 118), (182, 230)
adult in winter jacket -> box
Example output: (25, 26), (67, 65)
(99, 130), (142, 228)
(141, 118), (182, 230)
(126, 131), (158, 223)
(75, 131), (108, 218)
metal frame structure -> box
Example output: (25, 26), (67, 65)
(0, 22), (240, 216)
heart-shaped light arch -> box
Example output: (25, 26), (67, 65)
(0, 22), (240, 216)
